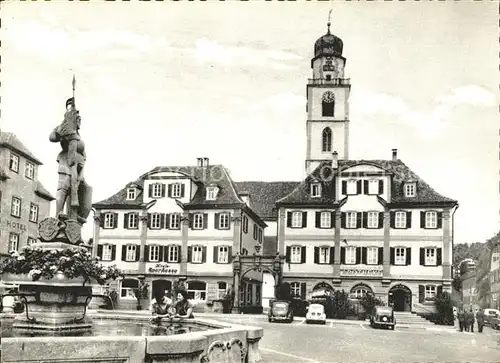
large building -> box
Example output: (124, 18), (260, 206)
(488, 243), (500, 309)
(0, 132), (54, 261)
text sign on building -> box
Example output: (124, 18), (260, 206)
(0, 218), (27, 232)
(147, 263), (179, 275)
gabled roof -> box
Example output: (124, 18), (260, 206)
(35, 181), (55, 201)
(0, 132), (43, 165)
(277, 159), (457, 207)
(235, 181), (299, 220)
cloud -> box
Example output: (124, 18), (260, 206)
(253, 92), (306, 113)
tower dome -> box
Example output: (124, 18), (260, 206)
(314, 23), (343, 57)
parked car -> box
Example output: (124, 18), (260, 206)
(268, 300), (293, 323)
(483, 309), (500, 326)
(306, 303), (326, 325)
(369, 306), (396, 330)
(490, 316), (500, 330)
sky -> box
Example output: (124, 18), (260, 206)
(0, 1), (498, 244)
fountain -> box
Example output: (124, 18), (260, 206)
(0, 80), (263, 362)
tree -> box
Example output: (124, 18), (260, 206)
(435, 291), (454, 325)
(277, 282), (291, 301)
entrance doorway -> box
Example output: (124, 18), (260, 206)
(389, 284), (412, 312)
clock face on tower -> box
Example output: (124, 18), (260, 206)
(322, 91), (335, 103)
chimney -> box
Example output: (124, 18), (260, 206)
(332, 151), (338, 169)
(197, 158), (203, 167)
(203, 157), (209, 167)
(392, 149), (398, 161)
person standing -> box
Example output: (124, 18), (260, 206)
(476, 309), (485, 333)
(458, 308), (465, 332)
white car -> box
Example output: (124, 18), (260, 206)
(306, 303), (326, 324)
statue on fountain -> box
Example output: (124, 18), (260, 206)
(38, 78), (93, 245)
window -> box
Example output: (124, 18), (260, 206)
(368, 180), (379, 195)
(193, 214), (204, 230)
(125, 245), (137, 262)
(395, 211), (406, 229)
(11, 197), (21, 218)
(404, 183), (416, 197)
(152, 183), (163, 198)
(104, 213), (115, 229)
(425, 248), (436, 265)
(395, 247), (406, 265)
(217, 282), (227, 299)
(192, 246), (203, 263)
(9, 153), (19, 172)
(253, 224), (258, 240)
(366, 211), (378, 228)
(242, 216), (248, 233)
(218, 246), (229, 263)
(350, 286), (370, 299)
(128, 213), (138, 229)
(425, 212), (437, 228)
(310, 183), (321, 198)
(120, 279), (138, 299)
(258, 228), (263, 243)
(322, 127), (332, 152)
(187, 281), (207, 302)
(150, 213), (161, 229)
(319, 247), (330, 264)
(127, 188), (136, 200)
(346, 180), (357, 195)
(291, 212), (303, 228)
(325, 74), (332, 81)
(219, 213), (230, 229)
(8, 233), (19, 252)
(345, 247), (356, 264)
(102, 245), (113, 261)
(425, 285), (437, 300)
(320, 211), (331, 228)
(367, 247), (378, 265)
(169, 183), (181, 198)
(291, 282), (301, 297)
(27, 237), (37, 246)
(206, 187), (218, 201)
(322, 92), (335, 117)
(25, 162), (34, 179)
(291, 246), (302, 263)
(167, 245), (179, 263)
(149, 245), (160, 262)
(169, 214), (181, 229)
(29, 203), (38, 223)
(346, 212), (357, 229)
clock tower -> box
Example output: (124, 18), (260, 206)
(305, 21), (351, 174)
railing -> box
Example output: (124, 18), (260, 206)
(340, 265), (383, 277)
(307, 78), (351, 86)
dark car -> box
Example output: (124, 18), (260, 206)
(369, 306), (396, 330)
(490, 316), (500, 330)
(268, 300), (294, 323)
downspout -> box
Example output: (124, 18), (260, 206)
(451, 203), (459, 276)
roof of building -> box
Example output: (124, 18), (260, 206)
(0, 132), (43, 165)
(277, 159), (457, 207)
(35, 181), (55, 201)
(235, 181), (299, 220)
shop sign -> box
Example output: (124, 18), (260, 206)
(147, 263), (179, 275)
(0, 218), (27, 232)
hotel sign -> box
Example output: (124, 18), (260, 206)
(147, 263), (179, 275)
(0, 218), (27, 232)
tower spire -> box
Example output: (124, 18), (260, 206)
(327, 9), (332, 34)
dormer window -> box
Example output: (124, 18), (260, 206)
(346, 180), (358, 195)
(25, 162), (35, 180)
(127, 188), (136, 200)
(206, 186), (219, 201)
(404, 183), (416, 198)
(310, 183), (321, 198)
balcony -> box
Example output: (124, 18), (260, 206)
(307, 78), (351, 86)
(340, 264), (383, 277)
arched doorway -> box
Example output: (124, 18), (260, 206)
(152, 279), (172, 298)
(389, 284), (412, 312)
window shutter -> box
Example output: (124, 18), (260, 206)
(378, 180), (383, 194)
(420, 248), (425, 265)
(135, 246), (140, 261)
(181, 184), (185, 198)
(331, 212), (335, 228)
(390, 248), (395, 265)
(301, 246), (306, 263)
(330, 247), (335, 264)
(213, 246), (219, 263)
(356, 180), (362, 194)
(420, 212), (426, 228)
(437, 212), (443, 228)
(228, 247), (232, 263)
(341, 212), (346, 228)
(356, 213), (362, 229)
(300, 283), (307, 300)
(390, 212), (395, 228)
(176, 247), (181, 263)
(203, 214), (208, 229)
(315, 212), (321, 228)
(363, 180), (369, 194)
(302, 212), (307, 228)
(189, 213), (193, 229)
(188, 246), (192, 263)
(202, 246), (207, 262)
(99, 215), (105, 228)
(148, 184), (153, 197)
(161, 184), (166, 197)
(436, 248), (442, 266)
(418, 285), (425, 303)
(437, 285), (443, 296)
(342, 181), (347, 195)
(406, 211), (412, 228)
(165, 214), (170, 229)
(214, 213), (220, 229)
(361, 247), (367, 264)
(111, 245), (116, 261)
(355, 247), (361, 264)
(121, 246), (127, 261)
(378, 212), (384, 229)
(287, 212), (292, 227)
(406, 248), (411, 265)
(314, 247), (319, 264)
(340, 247), (346, 264)
(113, 213), (118, 228)
(124, 213), (129, 229)
(147, 213), (152, 228)
(97, 245), (103, 259)
(159, 246), (164, 262)
(160, 214), (165, 229)
(286, 246), (291, 263)
(362, 212), (367, 228)
(378, 248), (383, 265)
(144, 246), (150, 262)
(167, 184), (172, 197)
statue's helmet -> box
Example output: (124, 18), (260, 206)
(66, 97), (75, 110)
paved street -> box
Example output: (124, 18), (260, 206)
(213, 315), (500, 363)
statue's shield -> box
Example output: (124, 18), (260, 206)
(38, 217), (61, 242)
(78, 181), (93, 220)
(65, 220), (82, 245)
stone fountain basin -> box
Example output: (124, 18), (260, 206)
(1, 312), (263, 363)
